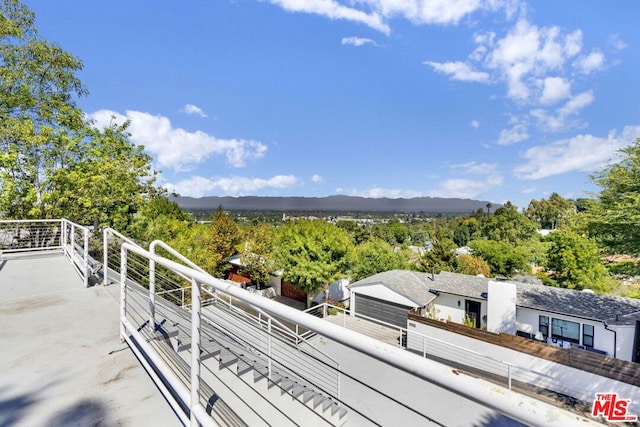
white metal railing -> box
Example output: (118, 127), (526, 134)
(308, 302), (607, 403)
(201, 289), (340, 400)
(0, 219), (90, 287)
(116, 241), (592, 427)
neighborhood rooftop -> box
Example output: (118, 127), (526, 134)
(349, 269), (640, 324)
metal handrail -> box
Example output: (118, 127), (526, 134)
(202, 290), (340, 398)
(313, 302), (574, 394)
(118, 242), (591, 427)
(103, 227), (140, 286)
(1, 219), (90, 287)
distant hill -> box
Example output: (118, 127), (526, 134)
(171, 195), (496, 214)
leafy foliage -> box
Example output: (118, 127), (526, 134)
(524, 193), (575, 230)
(480, 202), (537, 245)
(0, 1), (156, 225)
(586, 139), (640, 256)
(239, 223), (276, 286)
(204, 207), (244, 278)
(456, 254), (491, 276)
(274, 219), (353, 303)
(468, 239), (530, 277)
(351, 237), (407, 281)
(543, 229), (611, 292)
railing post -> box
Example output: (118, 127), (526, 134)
(103, 229), (108, 286)
(61, 220), (67, 249)
(149, 253), (156, 332)
(70, 224), (75, 259)
(119, 246), (128, 342)
(507, 365), (512, 390)
(190, 278), (202, 427)
(83, 227), (89, 288)
(268, 318), (272, 380)
(423, 336), (427, 358)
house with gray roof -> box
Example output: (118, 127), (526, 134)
(347, 270), (640, 362)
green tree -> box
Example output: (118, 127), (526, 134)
(0, 1), (156, 226)
(543, 229), (611, 292)
(351, 237), (407, 281)
(128, 195), (192, 243)
(418, 237), (457, 274)
(468, 239), (530, 277)
(51, 120), (157, 229)
(586, 139), (640, 256)
(0, 0), (87, 218)
(239, 222), (276, 287)
(456, 254), (491, 276)
(204, 207), (244, 278)
(525, 193), (575, 229)
(481, 202), (537, 245)
(387, 220), (410, 245)
(274, 219), (353, 306)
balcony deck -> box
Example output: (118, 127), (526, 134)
(0, 252), (179, 427)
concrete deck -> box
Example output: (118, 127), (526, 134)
(0, 252), (180, 427)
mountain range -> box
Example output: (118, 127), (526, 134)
(171, 195), (496, 214)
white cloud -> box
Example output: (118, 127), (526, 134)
(432, 174), (504, 199)
(342, 36), (376, 47)
(448, 161), (497, 175)
(478, 20), (591, 102)
(514, 125), (640, 180)
(498, 117), (529, 145)
(311, 174), (325, 183)
(530, 90), (594, 132)
(558, 90), (594, 116)
(424, 61), (490, 82)
(269, 0), (390, 34)
(539, 76), (571, 105)
(182, 104), (207, 117)
(373, 0), (487, 25)
(608, 34), (627, 50)
(88, 110), (267, 172)
(573, 50), (605, 74)
(337, 187), (425, 198)
(164, 175), (298, 198)
(268, 0), (507, 34)
(470, 120), (480, 128)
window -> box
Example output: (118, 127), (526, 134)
(551, 318), (580, 344)
(539, 316), (549, 339)
(583, 324), (594, 348)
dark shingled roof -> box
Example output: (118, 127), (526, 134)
(350, 270), (640, 324)
(347, 270), (436, 306)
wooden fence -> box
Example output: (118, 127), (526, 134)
(408, 313), (640, 387)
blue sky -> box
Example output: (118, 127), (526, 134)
(26, 1), (640, 207)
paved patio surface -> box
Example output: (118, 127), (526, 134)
(0, 252), (180, 427)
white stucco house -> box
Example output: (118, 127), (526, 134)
(347, 270), (640, 362)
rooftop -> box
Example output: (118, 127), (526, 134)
(0, 252), (179, 427)
(350, 269), (640, 324)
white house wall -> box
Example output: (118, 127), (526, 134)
(516, 307), (620, 358)
(487, 281), (516, 334)
(312, 278), (351, 305)
(609, 324), (636, 361)
(432, 293), (486, 326)
(406, 320), (640, 415)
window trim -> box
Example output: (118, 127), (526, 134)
(539, 315), (549, 339)
(583, 324), (594, 348)
(551, 318), (580, 344)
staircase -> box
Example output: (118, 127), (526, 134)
(125, 281), (347, 426)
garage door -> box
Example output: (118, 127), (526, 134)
(354, 294), (412, 328)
